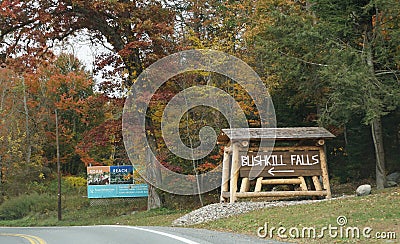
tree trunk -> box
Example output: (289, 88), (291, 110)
(371, 117), (386, 189)
(147, 184), (161, 210)
(55, 109), (62, 220)
(146, 139), (162, 210)
(364, 30), (387, 189)
(22, 77), (31, 164)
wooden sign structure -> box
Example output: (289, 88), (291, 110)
(218, 127), (335, 203)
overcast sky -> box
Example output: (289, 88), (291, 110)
(52, 29), (115, 84)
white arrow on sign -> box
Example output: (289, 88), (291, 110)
(268, 167), (295, 176)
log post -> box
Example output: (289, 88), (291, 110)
(299, 176), (308, 191)
(319, 146), (332, 199)
(229, 142), (240, 203)
(240, 177), (250, 192)
(312, 176), (322, 191)
(254, 177), (263, 192)
(220, 145), (231, 202)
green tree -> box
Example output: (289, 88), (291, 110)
(247, 0), (400, 188)
(313, 0), (400, 188)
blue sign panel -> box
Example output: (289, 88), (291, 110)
(87, 165), (148, 198)
(87, 184), (148, 198)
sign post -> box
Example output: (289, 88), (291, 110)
(218, 127), (335, 203)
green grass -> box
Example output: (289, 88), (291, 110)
(0, 196), (187, 227)
(0, 179), (190, 227)
(0, 207), (187, 227)
(195, 186), (400, 243)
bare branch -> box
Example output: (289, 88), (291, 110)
(375, 70), (400, 76)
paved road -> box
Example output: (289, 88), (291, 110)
(0, 225), (286, 244)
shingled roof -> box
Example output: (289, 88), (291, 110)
(218, 127), (335, 142)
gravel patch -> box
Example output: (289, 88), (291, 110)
(173, 196), (349, 226)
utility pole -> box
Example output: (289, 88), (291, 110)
(55, 109), (62, 221)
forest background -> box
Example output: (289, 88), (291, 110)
(0, 0), (399, 207)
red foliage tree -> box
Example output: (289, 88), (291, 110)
(0, 0), (175, 86)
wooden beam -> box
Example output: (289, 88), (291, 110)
(260, 178), (302, 185)
(243, 146), (321, 152)
(234, 190), (327, 198)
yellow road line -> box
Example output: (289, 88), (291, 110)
(0, 233), (47, 244)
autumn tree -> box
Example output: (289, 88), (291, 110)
(0, 54), (95, 198)
(45, 54), (95, 174)
(0, 62), (41, 195)
(0, 0), (175, 87)
(76, 96), (128, 168)
(0, 0), (177, 208)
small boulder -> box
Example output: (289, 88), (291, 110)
(387, 172), (400, 184)
(387, 181), (398, 187)
(356, 184), (371, 196)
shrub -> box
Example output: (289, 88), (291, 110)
(0, 193), (56, 220)
(64, 176), (87, 194)
(64, 176), (87, 188)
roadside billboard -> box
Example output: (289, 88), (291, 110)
(87, 165), (148, 198)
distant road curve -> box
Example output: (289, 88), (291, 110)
(0, 225), (287, 244)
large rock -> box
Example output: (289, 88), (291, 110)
(387, 172), (400, 184)
(356, 184), (371, 196)
(386, 172), (400, 187)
